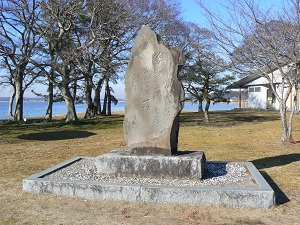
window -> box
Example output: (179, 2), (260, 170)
(249, 87), (261, 92)
(255, 87), (261, 92)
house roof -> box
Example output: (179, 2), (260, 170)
(227, 63), (293, 89)
(227, 74), (261, 89)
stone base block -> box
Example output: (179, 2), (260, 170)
(22, 157), (275, 208)
(95, 150), (206, 180)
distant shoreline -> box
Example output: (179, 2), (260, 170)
(0, 101), (236, 121)
(0, 99), (127, 103)
(0, 98), (45, 103)
(0, 100), (46, 103)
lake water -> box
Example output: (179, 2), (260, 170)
(0, 101), (236, 120)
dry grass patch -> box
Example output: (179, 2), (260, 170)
(0, 110), (299, 224)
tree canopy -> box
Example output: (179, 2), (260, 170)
(198, 0), (300, 141)
(0, 0), (189, 122)
(181, 23), (234, 122)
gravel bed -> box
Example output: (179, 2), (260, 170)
(44, 158), (258, 188)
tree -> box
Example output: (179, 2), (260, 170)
(182, 23), (233, 122)
(0, 0), (42, 121)
(0, 0), (190, 122)
(79, 0), (188, 118)
(198, 0), (300, 141)
(38, 0), (91, 122)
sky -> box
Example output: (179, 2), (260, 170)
(0, 0), (284, 99)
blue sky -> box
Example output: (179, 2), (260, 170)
(0, 0), (284, 99)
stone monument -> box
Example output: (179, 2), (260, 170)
(124, 25), (185, 156)
(94, 25), (205, 180)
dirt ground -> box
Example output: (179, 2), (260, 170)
(1, 111), (300, 224)
(1, 181), (299, 225)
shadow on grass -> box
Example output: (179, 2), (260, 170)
(0, 114), (124, 131)
(252, 154), (299, 206)
(18, 130), (96, 141)
(252, 153), (300, 169)
(260, 171), (290, 205)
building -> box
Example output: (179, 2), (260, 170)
(228, 67), (300, 111)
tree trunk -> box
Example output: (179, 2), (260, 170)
(94, 89), (101, 115)
(287, 84), (297, 141)
(45, 79), (54, 120)
(93, 77), (105, 115)
(84, 77), (95, 118)
(204, 99), (210, 123)
(13, 76), (24, 121)
(8, 86), (16, 120)
(72, 80), (77, 101)
(60, 82), (78, 122)
(102, 91), (107, 115)
(106, 79), (112, 116)
(198, 99), (203, 112)
(270, 78), (292, 142)
(45, 49), (56, 120)
(279, 100), (289, 142)
(238, 87), (242, 108)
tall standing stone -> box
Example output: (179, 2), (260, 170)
(124, 25), (185, 155)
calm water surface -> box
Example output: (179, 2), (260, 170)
(0, 101), (236, 120)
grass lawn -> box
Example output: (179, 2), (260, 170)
(0, 110), (299, 224)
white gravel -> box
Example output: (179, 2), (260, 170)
(44, 159), (258, 188)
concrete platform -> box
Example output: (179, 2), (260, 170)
(23, 156), (275, 209)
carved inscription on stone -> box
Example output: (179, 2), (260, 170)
(124, 25), (185, 155)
